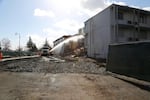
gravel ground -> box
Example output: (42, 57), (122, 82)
(0, 56), (106, 74)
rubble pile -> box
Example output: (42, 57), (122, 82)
(50, 35), (85, 56)
(0, 56), (106, 74)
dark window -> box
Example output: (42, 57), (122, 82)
(140, 15), (147, 24)
(135, 38), (139, 41)
(128, 37), (133, 41)
(127, 21), (132, 24)
(141, 33), (147, 39)
(139, 31), (147, 39)
(118, 12), (123, 20)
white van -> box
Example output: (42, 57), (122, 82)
(41, 46), (50, 56)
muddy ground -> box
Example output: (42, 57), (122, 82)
(0, 56), (150, 100)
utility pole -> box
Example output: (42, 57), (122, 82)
(15, 33), (21, 56)
(0, 41), (2, 60)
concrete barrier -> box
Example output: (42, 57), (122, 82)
(106, 41), (150, 82)
(0, 55), (40, 64)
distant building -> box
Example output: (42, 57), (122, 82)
(53, 35), (71, 47)
(84, 4), (150, 59)
(78, 28), (85, 35)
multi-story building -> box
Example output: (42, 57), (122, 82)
(53, 35), (71, 47)
(84, 4), (150, 59)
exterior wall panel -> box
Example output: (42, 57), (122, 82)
(107, 42), (150, 82)
(84, 8), (111, 58)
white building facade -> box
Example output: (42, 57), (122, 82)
(84, 4), (150, 59)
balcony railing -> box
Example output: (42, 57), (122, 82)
(117, 20), (134, 27)
(118, 19), (150, 29)
(139, 23), (150, 29)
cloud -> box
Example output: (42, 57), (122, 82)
(80, 0), (109, 16)
(43, 28), (68, 38)
(129, 5), (140, 9)
(31, 0), (129, 48)
(41, 20), (84, 47)
(81, 0), (106, 10)
(143, 7), (150, 11)
(54, 19), (84, 33)
(82, 8), (103, 17)
(34, 8), (55, 17)
(114, 2), (126, 6)
(108, 1), (127, 6)
(80, 0), (126, 17)
(42, 28), (73, 47)
(43, 0), (111, 17)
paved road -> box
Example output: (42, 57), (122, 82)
(0, 72), (149, 100)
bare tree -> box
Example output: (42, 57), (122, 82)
(1, 38), (11, 51)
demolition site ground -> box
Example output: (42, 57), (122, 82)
(0, 56), (150, 100)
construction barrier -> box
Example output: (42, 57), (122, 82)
(107, 41), (150, 82)
(0, 52), (2, 60)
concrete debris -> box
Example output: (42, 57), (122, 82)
(0, 56), (106, 74)
(48, 56), (65, 63)
(50, 35), (84, 56)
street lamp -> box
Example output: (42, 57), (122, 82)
(0, 42), (1, 50)
(15, 33), (21, 56)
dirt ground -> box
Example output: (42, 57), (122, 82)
(0, 72), (150, 100)
(0, 56), (150, 100)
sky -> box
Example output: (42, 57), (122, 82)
(0, 0), (150, 50)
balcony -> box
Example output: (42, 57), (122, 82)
(117, 20), (134, 28)
(139, 23), (150, 30)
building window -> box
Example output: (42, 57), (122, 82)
(141, 33), (147, 39)
(118, 12), (124, 20)
(127, 37), (133, 41)
(140, 15), (147, 24)
(139, 31), (147, 40)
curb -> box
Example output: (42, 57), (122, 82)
(0, 55), (40, 63)
(107, 71), (150, 92)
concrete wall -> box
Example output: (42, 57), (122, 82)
(84, 7), (111, 59)
(107, 41), (150, 82)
